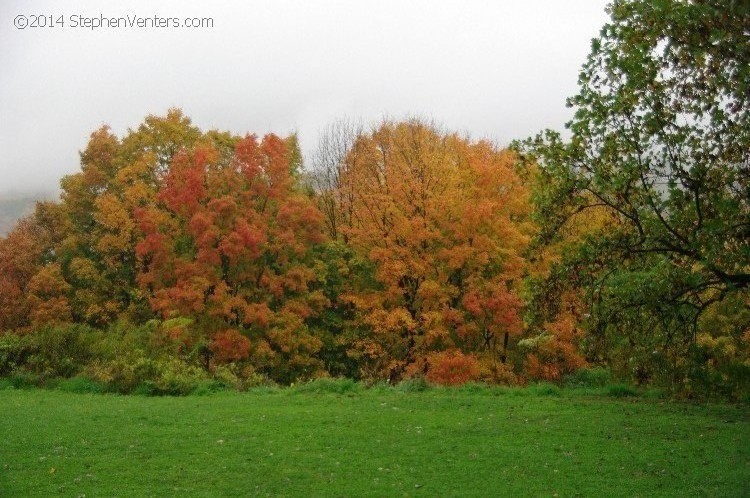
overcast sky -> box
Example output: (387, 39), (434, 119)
(0, 0), (610, 194)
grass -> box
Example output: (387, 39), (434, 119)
(0, 385), (748, 497)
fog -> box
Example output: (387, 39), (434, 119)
(0, 0), (609, 194)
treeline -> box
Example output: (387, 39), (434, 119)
(1, 0), (748, 398)
(0, 114), (540, 387)
(0, 110), (743, 397)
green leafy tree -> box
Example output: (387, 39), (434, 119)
(518, 0), (749, 384)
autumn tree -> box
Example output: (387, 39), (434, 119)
(85, 110), (216, 324)
(56, 125), (125, 326)
(22, 110), (236, 328)
(0, 217), (46, 331)
(136, 133), (328, 382)
(326, 120), (531, 381)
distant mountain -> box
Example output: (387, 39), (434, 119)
(0, 190), (57, 236)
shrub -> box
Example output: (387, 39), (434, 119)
(246, 373), (276, 389)
(0, 333), (33, 376)
(25, 324), (103, 377)
(84, 353), (152, 393)
(95, 321), (156, 360)
(521, 334), (587, 382)
(456, 382), (491, 394)
(210, 365), (241, 391)
(684, 332), (750, 401)
(149, 358), (210, 396)
(84, 354), (209, 395)
(425, 350), (481, 386)
(478, 359), (519, 386)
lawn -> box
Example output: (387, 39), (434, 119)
(1, 384), (748, 497)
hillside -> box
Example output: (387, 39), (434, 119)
(0, 191), (56, 236)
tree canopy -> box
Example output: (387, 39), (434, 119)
(517, 0), (749, 386)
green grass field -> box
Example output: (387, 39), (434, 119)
(1, 384), (748, 497)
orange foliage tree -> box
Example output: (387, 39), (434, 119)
(0, 217), (46, 331)
(327, 120), (532, 381)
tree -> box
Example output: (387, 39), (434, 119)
(335, 120), (531, 381)
(518, 0), (749, 384)
(0, 217), (46, 331)
(27, 110), (236, 328)
(136, 134), (327, 381)
(309, 119), (364, 242)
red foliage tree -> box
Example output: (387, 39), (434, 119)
(136, 134), (327, 381)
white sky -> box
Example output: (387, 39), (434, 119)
(0, 0), (610, 193)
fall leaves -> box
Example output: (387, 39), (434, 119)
(327, 121), (531, 381)
(0, 111), (566, 385)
